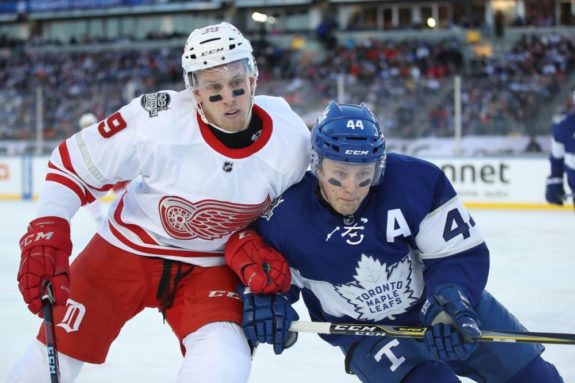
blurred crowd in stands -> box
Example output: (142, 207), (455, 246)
(0, 30), (574, 150)
(433, 33), (575, 137)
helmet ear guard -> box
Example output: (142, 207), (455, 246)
(311, 101), (386, 186)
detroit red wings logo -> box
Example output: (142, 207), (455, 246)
(159, 196), (271, 240)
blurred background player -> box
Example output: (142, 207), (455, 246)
(78, 113), (106, 225)
(545, 90), (575, 210)
(78, 113), (98, 130)
(7, 22), (310, 383)
(225, 101), (564, 382)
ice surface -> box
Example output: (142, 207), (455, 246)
(1, 201), (573, 382)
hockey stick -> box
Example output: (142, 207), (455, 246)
(289, 321), (575, 345)
(42, 281), (61, 383)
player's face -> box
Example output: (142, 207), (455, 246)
(318, 158), (374, 216)
(193, 61), (255, 133)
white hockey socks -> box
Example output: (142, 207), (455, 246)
(178, 322), (251, 383)
(3, 339), (83, 383)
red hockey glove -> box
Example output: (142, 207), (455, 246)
(18, 217), (73, 316)
(225, 229), (291, 294)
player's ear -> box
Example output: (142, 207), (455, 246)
(249, 76), (257, 90)
(193, 88), (202, 102)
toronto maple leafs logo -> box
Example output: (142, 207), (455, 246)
(261, 196), (284, 221)
(316, 106), (330, 125)
(335, 255), (418, 321)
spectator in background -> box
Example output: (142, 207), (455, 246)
(495, 11), (506, 39)
(316, 17), (338, 50)
(1, 30), (574, 142)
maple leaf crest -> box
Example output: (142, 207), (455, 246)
(261, 196), (284, 221)
(335, 254), (418, 321)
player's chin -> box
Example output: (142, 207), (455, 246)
(219, 120), (243, 133)
(222, 113), (247, 130)
(335, 202), (360, 216)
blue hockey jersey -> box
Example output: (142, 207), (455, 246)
(256, 153), (490, 347)
(550, 112), (575, 193)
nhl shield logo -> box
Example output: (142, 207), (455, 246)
(223, 161), (233, 173)
(141, 92), (171, 117)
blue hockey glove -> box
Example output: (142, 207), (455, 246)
(545, 177), (565, 205)
(238, 287), (299, 355)
(420, 284), (481, 361)
(424, 323), (476, 361)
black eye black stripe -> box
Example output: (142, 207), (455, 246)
(209, 95), (223, 102)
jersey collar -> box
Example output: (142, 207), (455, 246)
(197, 104), (273, 159)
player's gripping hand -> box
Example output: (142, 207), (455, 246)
(18, 217), (73, 316)
(238, 287), (299, 355)
(420, 284), (481, 361)
(545, 177), (565, 205)
(225, 229), (291, 293)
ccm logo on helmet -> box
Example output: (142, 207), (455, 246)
(201, 48), (224, 56)
(345, 150), (369, 155)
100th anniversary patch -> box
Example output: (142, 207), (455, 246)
(141, 92), (171, 117)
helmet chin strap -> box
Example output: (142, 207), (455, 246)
(196, 102), (232, 133)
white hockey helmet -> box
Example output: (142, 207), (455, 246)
(78, 113), (98, 129)
(181, 22), (258, 89)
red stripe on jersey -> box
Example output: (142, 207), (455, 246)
(58, 142), (79, 177)
(46, 173), (93, 205)
(113, 196), (160, 245)
(55, 143), (125, 193)
(197, 104), (273, 159)
(48, 160), (78, 178)
(48, 160), (98, 203)
(107, 220), (221, 258)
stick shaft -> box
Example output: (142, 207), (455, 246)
(290, 321), (575, 345)
(42, 284), (61, 383)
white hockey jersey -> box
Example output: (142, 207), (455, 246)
(36, 90), (311, 267)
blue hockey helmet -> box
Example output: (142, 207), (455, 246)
(311, 101), (386, 185)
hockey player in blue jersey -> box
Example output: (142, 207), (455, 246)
(546, 107), (575, 209)
(225, 101), (564, 382)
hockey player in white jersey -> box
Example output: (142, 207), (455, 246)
(7, 22), (310, 383)
(225, 102), (564, 382)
